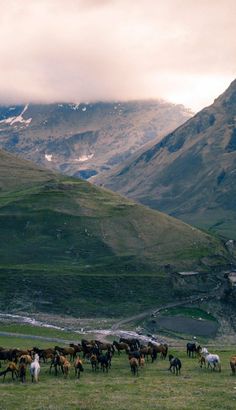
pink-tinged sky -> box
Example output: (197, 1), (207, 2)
(0, 0), (235, 111)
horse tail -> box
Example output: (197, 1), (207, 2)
(218, 361), (221, 372)
(230, 361), (236, 374)
(164, 344), (168, 359)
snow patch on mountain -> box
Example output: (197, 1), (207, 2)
(45, 154), (53, 162)
(0, 104), (32, 126)
(75, 154), (94, 162)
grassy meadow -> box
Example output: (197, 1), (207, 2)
(0, 331), (236, 410)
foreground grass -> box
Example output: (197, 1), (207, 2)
(0, 335), (236, 410)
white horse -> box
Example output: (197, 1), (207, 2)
(201, 348), (221, 372)
(30, 353), (41, 382)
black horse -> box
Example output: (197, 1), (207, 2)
(98, 352), (112, 372)
(186, 342), (199, 358)
(169, 354), (182, 375)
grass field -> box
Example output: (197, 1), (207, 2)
(0, 332), (236, 410)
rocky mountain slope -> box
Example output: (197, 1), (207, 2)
(0, 149), (233, 316)
(94, 80), (236, 240)
(0, 100), (191, 179)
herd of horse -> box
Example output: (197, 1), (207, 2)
(0, 339), (235, 382)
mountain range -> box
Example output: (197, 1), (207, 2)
(0, 100), (191, 179)
(94, 80), (236, 240)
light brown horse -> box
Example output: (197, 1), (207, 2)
(63, 359), (71, 378)
(129, 357), (139, 376)
(19, 355), (32, 365)
(230, 356), (236, 374)
(0, 362), (18, 381)
(74, 357), (84, 379)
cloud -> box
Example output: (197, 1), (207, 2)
(0, 0), (235, 110)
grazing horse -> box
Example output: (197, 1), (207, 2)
(90, 354), (98, 372)
(54, 346), (75, 361)
(35, 348), (55, 363)
(128, 350), (142, 365)
(70, 343), (83, 356)
(19, 355), (32, 365)
(81, 340), (99, 359)
(113, 341), (130, 355)
(205, 354), (221, 372)
(30, 354), (40, 382)
(148, 342), (168, 360)
(63, 359), (71, 378)
(230, 356), (236, 374)
(0, 362), (18, 381)
(98, 352), (112, 373)
(140, 346), (152, 362)
(129, 357), (139, 376)
(19, 363), (27, 383)
(50, 354), (67, 376)
(168, 355), (182, 375)
(0, 349), (17, 362)
(95, 341), (115, 354)
(186, 343), (197, 358)
(120, 338), (140, 351)
(199, 355), (206, 368)
(200, 348), (221, 372)
(74, 357), (84, 379)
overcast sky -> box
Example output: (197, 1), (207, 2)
(0, 0), (235, 111)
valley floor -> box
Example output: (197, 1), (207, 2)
(0, 331), (236, 410)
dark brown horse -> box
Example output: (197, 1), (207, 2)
(139, 345), (152, 361)
(120, 338), (140, 350)
(230, 356), (236, 374)
(54, 346), (75, 361)
(95, 341), (115, 354)
(19, 363), (27, 383)
(113, 341), (130, 355)
(148, 342), (168, 360)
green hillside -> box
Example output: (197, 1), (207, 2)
(0, 150), (233, 316)
(94, 80), (236, 240)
